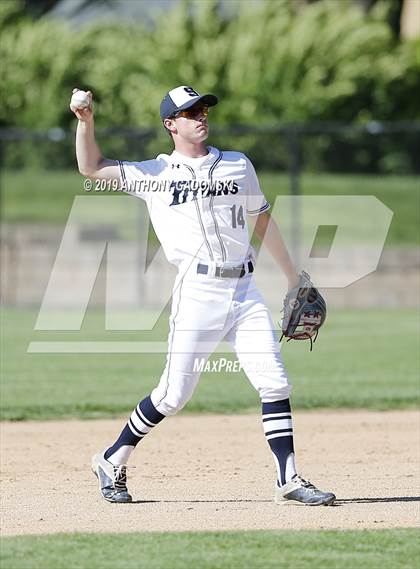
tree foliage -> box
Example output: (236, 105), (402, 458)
(1, 0), (419, 129)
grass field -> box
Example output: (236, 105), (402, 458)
(1, 529), (418, 569)
(1, 307), (418, 420)
(1, 170), (419, 244)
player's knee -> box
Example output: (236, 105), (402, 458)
(151, 375), (197, 416)
(259, 384), (292, 402)
(157, 398), (186, 416)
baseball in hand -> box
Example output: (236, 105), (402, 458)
(70, 90), (90, 110)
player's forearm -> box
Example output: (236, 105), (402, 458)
(254, 212), (299, 287)
(75, 119), (104, 177)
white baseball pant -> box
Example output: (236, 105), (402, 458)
(151, 262), (292, 416)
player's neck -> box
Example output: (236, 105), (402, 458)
(172, 140), (209, 159)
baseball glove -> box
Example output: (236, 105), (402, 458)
(279, 271), (326, 351)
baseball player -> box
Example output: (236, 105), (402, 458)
(71, 85), (335, 506)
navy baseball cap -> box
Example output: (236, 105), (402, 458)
(160, 85), (218, 120)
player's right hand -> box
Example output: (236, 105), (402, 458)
(70, 88), (93, 122)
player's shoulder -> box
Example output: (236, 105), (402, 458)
(121, 154), (171, 176)
(216, 147), (253, 165)
(214, 147), (250, 165)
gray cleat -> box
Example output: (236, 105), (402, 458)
(275, 475), (335, 506)
(91, 450), (132, 503)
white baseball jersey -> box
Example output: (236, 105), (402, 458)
(118, 146), (270, 267)
(117, 145), (290, 418)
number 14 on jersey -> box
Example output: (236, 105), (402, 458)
(230, 204), (245, 229)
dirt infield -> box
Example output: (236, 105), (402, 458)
(1, 411), (419, 536)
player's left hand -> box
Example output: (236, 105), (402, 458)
(280, 271), (327, 351)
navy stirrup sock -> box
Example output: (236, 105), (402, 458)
(262, 398), (296, 486)
(105, 396), (165, 462)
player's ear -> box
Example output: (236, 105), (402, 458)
(163, 118), (177, 135)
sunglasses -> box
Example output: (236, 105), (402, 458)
(172, 105), (209, 120)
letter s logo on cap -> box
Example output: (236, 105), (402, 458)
(184, 87), (199, 97)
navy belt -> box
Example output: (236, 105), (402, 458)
(197, 261), (254, 278)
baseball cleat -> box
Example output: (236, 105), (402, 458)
(91, 450), (132, 503)
(275, 475), (335, 506)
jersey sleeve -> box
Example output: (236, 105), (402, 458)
(245, 156), (270, 216)
(118, 160), (152, 203)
